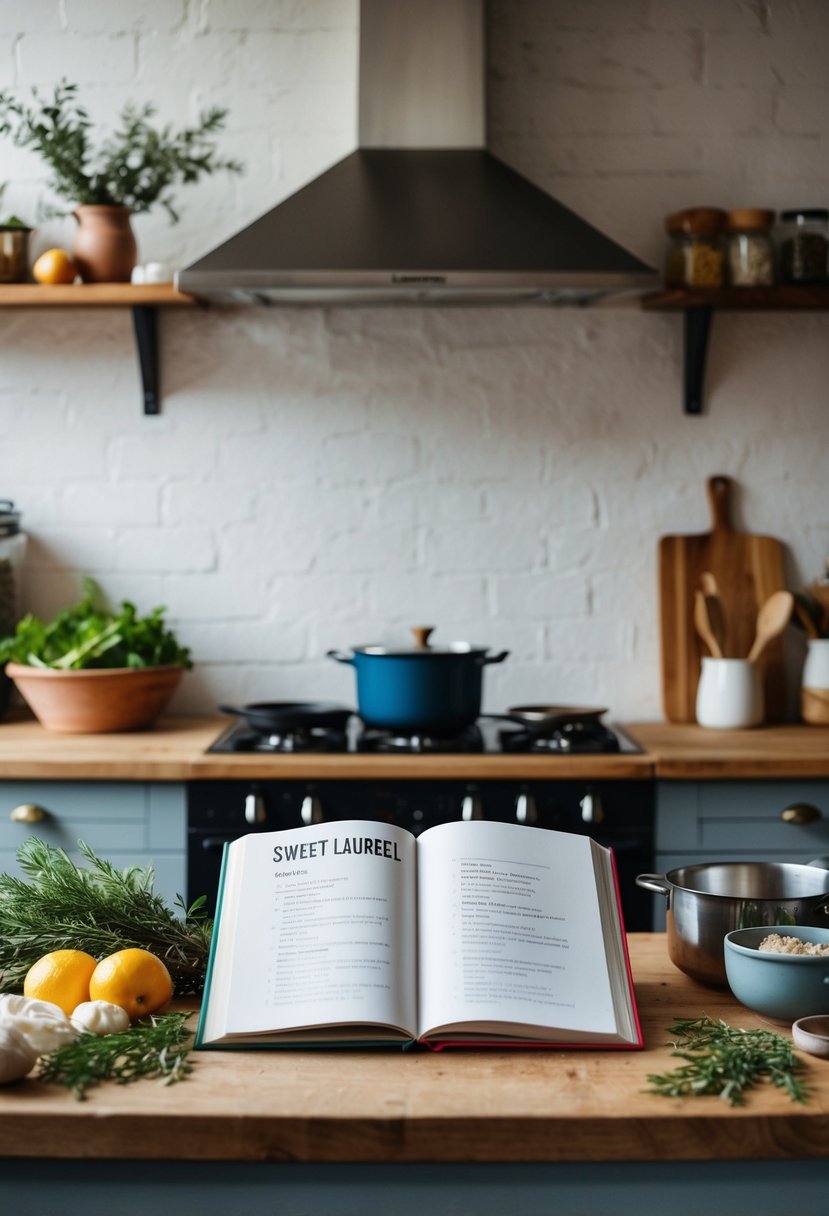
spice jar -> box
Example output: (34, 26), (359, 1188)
(778, 209), (829, 283)
(664, 208), (726, 288)
(725, 208), (775, 286)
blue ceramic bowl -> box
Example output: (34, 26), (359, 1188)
(724, 925), (829, 1021)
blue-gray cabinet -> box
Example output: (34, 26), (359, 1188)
(651, 779), (829, 928)
(0, 781), (186, 906)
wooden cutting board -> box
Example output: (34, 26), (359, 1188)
(659, 475), (788, 723)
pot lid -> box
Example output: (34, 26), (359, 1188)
(357, 626), (490, 656)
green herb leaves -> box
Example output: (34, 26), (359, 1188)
(0, 81), (242, 222)
(37, 1011), (193, 1101)
(0, 579), (192, 670)
(0, 838), (211, 994)
(647, 1016), (809, 1107)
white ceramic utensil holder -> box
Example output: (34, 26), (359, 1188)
(802, 638), (829, 725)
(696, 656), (763, 729)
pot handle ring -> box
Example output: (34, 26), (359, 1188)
(635, 874), (671, 897)
(326, 649), (355, 666)
(479, 650), (510, 666)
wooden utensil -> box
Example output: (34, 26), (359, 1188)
(659, 475), (788, 722)
(793, 593), (822, 640)
(700, 570), (727, 655)
(747, 590), (794, 663)
(694, 590), (723, 658)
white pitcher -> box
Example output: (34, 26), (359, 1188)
(696, 657), (763, 729)
(802, 638), (829, 725)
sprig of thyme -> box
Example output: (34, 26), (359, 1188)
(37, 1011), (193, 1101)
(0, 837), (212, 994)
(647, 1016), (810, 1107)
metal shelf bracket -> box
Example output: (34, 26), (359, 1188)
(682, 306), (713, 416)
(131, 305), (160, 415)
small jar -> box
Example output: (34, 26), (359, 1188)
(778, 209), (829, 283)
(725, 208), (775, 286)
(664, 208), (726, 288)
(0, 500), (26, 632)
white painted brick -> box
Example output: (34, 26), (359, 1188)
(63, 1), (185, 33)
(368, 573), (486, 623)
(64, 483), (160, 526)
(494, 572), (588, 620)
(206, 0), (357, 33)
(318, 525), (419, 574)
(183, 619), (307, 664)
(115, 526), (215, 573)
(16, 34), (136, 85)
(428, 524), (542, 575)
(274, 572), (368, 622)
(109, 432), (218, 480)
(321, 432), (418, 485)
(26, 526), (117, 572)
(218, 522), (318, 575)
(163, 571), (266, 619)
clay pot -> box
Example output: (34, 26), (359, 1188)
(72, 205), (138, 283)
(5, 663), (183, 733)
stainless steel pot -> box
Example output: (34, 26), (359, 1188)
(636, 862), (829, 988)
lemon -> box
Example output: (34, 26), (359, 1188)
(23, 949), (98, 1016)
(89, 948), (173, 1022)
(33, 248), (78, 285)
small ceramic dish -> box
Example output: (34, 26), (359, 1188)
(724, 925), (829, 1021)
(792, 1015), (829, 1059)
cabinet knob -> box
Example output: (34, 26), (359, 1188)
(781, 803), (823, 825)
(9, 803), (49, 824)
(244, 793), (266, 825)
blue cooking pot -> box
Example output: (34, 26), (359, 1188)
(326, 626), (509, 734)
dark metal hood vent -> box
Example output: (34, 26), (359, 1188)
(177, 0), (657, 305)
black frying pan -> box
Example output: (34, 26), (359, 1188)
(491, 704), (609, 736)
(219, 702), (354, 736)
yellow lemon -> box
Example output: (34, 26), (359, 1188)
(33, 248), (78, 285)
(23, 949), (98, 1016)
(89, 948), (173, 1022)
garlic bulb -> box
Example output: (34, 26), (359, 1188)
(0, 993), (80, 1054)
(71, 1000), (130, 1036)
(0, 1025), (38, 1084)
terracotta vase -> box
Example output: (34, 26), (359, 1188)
(72, 204), (138, 283)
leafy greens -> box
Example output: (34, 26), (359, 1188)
(0, 580), (192, 670)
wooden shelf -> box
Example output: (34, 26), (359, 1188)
(0, 282), (199, 413)
(642, 285), (829, 414)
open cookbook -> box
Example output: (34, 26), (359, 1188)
(196, 818), (642, 1051)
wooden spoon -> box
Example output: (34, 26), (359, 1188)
(747, 590), (794, 663)
(793, 592), (821, 640)
(694, 589), (723, 658)
(699, 571), (727, 656)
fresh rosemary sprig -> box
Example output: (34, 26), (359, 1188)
(37, 1011), (193, 1101)
(647, 1016), (810, 1107)
(0, 837), (212, 994)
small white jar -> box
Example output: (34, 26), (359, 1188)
(802, 638), (829, 725)
(696, 657), (763, 729)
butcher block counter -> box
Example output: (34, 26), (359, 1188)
(1, 935), (828, 1215)
(0, 714), (826, 780)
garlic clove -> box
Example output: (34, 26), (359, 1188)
(0, 1025), (39, 1084)
(0, 992), (81, 1054)
(71, 999), (131, 1036)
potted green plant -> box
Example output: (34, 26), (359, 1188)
(0, 81), (242, 282)
(0, 580), (193, 733)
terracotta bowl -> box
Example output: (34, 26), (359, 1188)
(5, 662), (184, 733)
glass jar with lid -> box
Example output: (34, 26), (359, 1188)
(725, 208), (775, 286)
(778, 209), (829, 283)
(0, 500), (26, 634)
(664, 207), (726, 288)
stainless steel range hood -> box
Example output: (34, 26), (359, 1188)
(177, 0), (657, 304)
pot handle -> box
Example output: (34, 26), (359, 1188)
(479, 650), (510, 666)
(326, 649), (355, 666)
(635, 874), (671, 897)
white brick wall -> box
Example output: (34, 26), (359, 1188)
(1, 0), (828, 722)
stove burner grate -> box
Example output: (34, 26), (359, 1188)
(499, 721), (620, 754)
(357, 723), (485, 754)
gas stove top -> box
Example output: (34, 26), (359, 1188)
(208, 714), (638, 756)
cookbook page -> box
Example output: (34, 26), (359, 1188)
(202, 820), (417, 1042)
(416, 820), (620, 1041)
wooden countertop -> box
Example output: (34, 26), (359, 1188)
(624, 722), (829, 779)
(1, 934), (827, 1164)
(0, 715), (826, 781)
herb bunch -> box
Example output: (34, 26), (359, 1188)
(647, 1016), (809, 1107)
(0, 837), (212, 994)
(0, 578), (192, 670)
(38, 1011), (193, 1101)
(0, 81), (242, 222)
